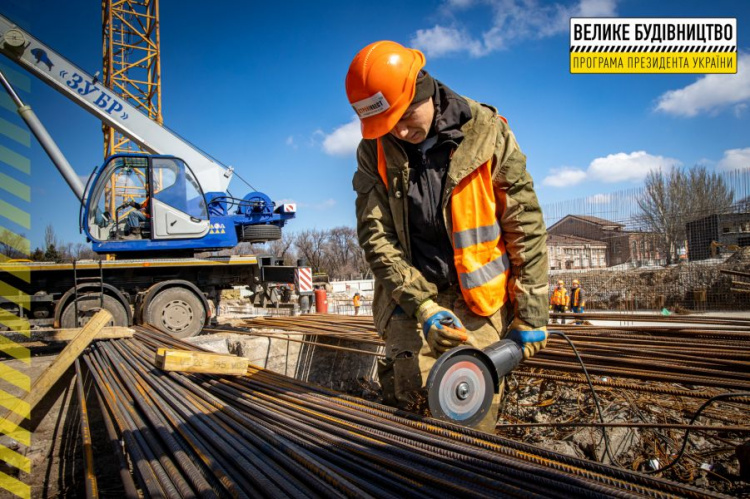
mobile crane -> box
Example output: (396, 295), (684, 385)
(0, 15), (312, 337)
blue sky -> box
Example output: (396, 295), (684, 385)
(1, 0), (749, 250)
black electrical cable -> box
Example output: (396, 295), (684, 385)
(548, 331), (750, 474)
(548, 330), (622, 467)
(643, 391), (750, 474)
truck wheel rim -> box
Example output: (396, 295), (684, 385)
(160, 299), (193, 333)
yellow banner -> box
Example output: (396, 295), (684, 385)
(570, 52), (736, 74)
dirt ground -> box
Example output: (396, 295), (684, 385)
(0, 353), (125, 498)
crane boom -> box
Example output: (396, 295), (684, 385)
(0, 14), (233, 194)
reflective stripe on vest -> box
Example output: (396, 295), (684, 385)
(572, 288), (581, 307)
(375, 139), (509, 316)
(551, 288), (568, 306)
(451, 160), (509, 315)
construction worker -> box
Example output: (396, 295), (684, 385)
(570, 279), (585, 324)
(353, 292), (361, 316)
(125, 196), (150, 238)
(549, 280), (569, 324)
(346, 41), (549, 432)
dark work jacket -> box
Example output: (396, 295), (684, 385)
(399, 81), (472, 291)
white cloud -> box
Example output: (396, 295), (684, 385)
(321, 117), (361, 156)
(285, 135), (297, 149)
(412, 25), (486, 58)
(587, 193), (611, 204)
(716, 147), (750, 172)
(545, 151), (681, 187)
(656, 53), (750, 117)
(542, 167), (587, 187)
(412, 0), (617, 58)
(313, 198), (337, 210)
(576, 0), (617, 16)
(446, 0), (476, 8)
(588, 151), (681, 183)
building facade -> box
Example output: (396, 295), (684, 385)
(548, 215), (663, 267)
(547, 234), (607, 270)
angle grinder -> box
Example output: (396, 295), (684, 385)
(425, 338), (524, 428)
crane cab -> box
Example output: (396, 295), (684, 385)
(83, 154), (224, 255)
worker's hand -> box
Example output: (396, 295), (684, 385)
(507, 317), (548, 360)
(416, 299), (467, 355)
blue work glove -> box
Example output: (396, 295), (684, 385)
(416, 299), (467, 354)
(507, 317), (548, 360)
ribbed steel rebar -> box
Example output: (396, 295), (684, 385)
(227, 313), (750, 392)
(80, 328), (734, 499)
(74, 359), (98, 499)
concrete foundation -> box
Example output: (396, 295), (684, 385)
(187, 329), (382, 393)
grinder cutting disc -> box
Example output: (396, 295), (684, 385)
(425, 346), (495, 427)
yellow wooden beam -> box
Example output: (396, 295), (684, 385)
(155, 349), (249, 375)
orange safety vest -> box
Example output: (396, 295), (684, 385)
(353, 295), (361, 307)
(376, 139), (509, 316)
(573, 288), (581, 307)
(550, 287), (568, 306)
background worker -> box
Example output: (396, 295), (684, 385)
(570, 279), (585, 324)
(550, 280), (569, 324)
(353, 292), (361, 316)
(346, 40), (549, 432)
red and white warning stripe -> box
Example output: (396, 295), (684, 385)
(296, 267), (313, 293)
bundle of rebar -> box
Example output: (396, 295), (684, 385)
(531, 318), (750, 392)
(234, 313), (750, 394)
(81, 328), (726, 498)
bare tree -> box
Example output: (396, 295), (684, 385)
(638, 166), (733, 264)
(71, 242), (99, 260)
(44, 224), (59, 252)
(267, 232), (298, 265)
(0, 229), (28, 259)
(325, 226), (359, 279)
(294, 229), (328, 273)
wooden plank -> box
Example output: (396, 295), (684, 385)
(1, 326), (134, 343)
(41, 326), (134, 342)
(1, 310), (112, 429)
(155, 348), (248, 375)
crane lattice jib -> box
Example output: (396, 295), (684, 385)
(102, 0), (162, 158)
(102, 0), (162, 212)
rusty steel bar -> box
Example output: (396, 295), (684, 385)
(80, 329), (729, 498)
(74, 359), (98, 499)
(498, 422), (750, 431)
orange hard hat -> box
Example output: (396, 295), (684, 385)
(345, 41), (426, 139)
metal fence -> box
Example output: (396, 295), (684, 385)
(541, 168), (750, 312)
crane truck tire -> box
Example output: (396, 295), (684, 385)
(144, 287), (206, 338)
(240, 224), (281, 243)
(60, 293), (128, 329)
